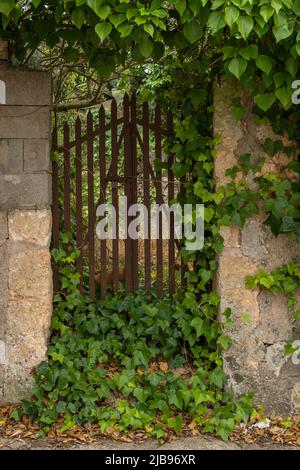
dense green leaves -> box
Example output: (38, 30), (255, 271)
(0, 1), (299, 110)
(18, 236), (252, 440)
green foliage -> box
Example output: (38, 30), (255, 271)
(21, 237), (252, 441)
(245, 261), (300, 320)
(1, 1), (300, 113)
(3, 0), (300, 440)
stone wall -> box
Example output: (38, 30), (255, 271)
(0, 46), (52, 402)
(214, 78), (300, 414)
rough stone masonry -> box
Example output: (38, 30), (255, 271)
(214, 78), (300, 414)
(0, 42), (52, 402)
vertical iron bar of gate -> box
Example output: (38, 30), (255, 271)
(123, 94), (133, 293)
(63, 123), (71, 232)
(130, 94), (139, 291)
(99, 105), (107, 298)
(155, 105), (163, 299)
(111, 98), (119, 292)
(52, 128), (59, 292)
(75, 117), (83, 293)
(87, 111), (95, 299)
(180, 174), (187, 289)
(143, 102), (151, 296)
(167, 111), (175, 295)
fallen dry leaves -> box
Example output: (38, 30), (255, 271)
(231, 414), (300, 446)
(1, 404), (300, 447)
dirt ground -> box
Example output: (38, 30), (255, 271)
(0, 434), (299, 451)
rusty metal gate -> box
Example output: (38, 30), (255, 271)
(52, 94), (184, 299)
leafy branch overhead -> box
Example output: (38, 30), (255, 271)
(1, 0), (300, 110)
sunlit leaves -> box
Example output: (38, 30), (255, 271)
(256, 55), (273, 74)
(207, 11), (226, 34)
(228, 56), (247, 79)
(224, 6), (239, 28)
(95, 22), (112, 43)
(237, 15), (253, 40)
(255, 93), (276, 111)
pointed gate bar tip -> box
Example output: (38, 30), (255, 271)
(123, 92), (130, 106)
(75, 115), (81, 127)
(87, 109), (94, 125)
(99, 103), (105, 115)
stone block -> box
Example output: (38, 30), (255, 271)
(0, 306), (6, 341)
(0, 173), (51, 210)
(0, 340), (5, 365)
(9, 209), (52, 248)
(0, 211), (8, 245)
(0, 139), (23, 174)
(0, 69), (51, 106)
(214, 78), (300, 414)
(3, 365), (35, 402)
(24, 139), (50, 173)
(0, 106), (50, 140)
(6, 300), (51, 342)
(0, 244), (8, 306)
(8, 247), (52, 301)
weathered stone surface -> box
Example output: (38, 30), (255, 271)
(0, 211), (8, 245)
(0, 173), (51, 210)
(0, 106), (50, 139)
(8, 248), (52, 301)
(214, 78), (300, 414)
(9, 209), (52, 247)
(292, 382), (300, 411)
(0, 340), (5, 365)
(0, 245), (8, 293)
(0, 64), (52, 404)
(23, 139), (50, 173)
(0, 139), (23, 174)
(0, 69), (51, 106)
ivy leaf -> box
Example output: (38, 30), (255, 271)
(139, 36), (153, 58)
(271, 0), (283, 14)
(207, 11), (226, 34)
(189, 0), (201, 16)
(0, 0), (15, 17)
(254, 93), (276, 111)
(118, 24), (134, 37)
(274, 72), (286, 88)
(275, 87), (291, 109)
(191, 317), (204, 337)
(239, 44), (258, 60)
(174, 0), (186, 16)
(273, 24), (293, 43)
(171, 162), (189, 178)
(96, 6), (111, 20)
(217, 335), (232, 350)
(237, 16), (253, 40)
(71, 8), (85, 29)
(222, 46), (235, 61)
(286, 57), (297, 77)
(183, 21), (203, 43)
(260, 5), (274, 23)
(144, 23), (154, 37)
(228, 57), (247, 79)
(209, 367), (225, 388)
(224, 6), (239, 29)
(95, 22), (112, 43)
(256, 55), (272, 74)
